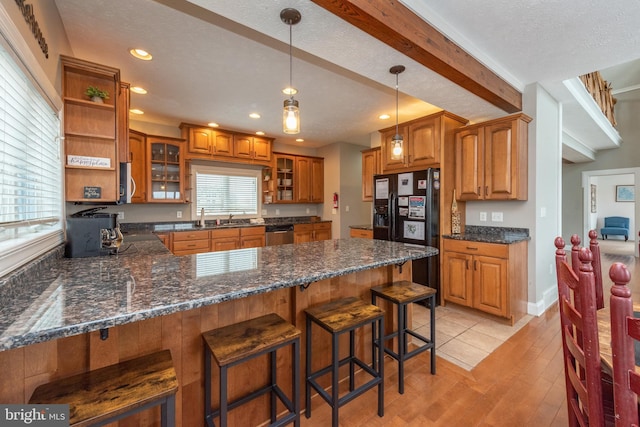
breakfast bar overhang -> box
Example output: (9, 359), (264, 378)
(0, 238), (437, 426)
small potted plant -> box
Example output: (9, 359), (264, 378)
(85, 86), (109, 103)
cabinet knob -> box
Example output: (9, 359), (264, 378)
(477, 186), (481, 196)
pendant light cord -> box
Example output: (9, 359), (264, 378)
(395, 72), (399, 135)
(289, 23), (293, 99)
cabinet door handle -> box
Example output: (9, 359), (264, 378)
(465, 259), (469, 270)
(130, 152), (133, 162)
(474, 260), (478, 270)
(477, 186), (481, 196)
(466, 246), (478, 251)
(485, 186), (488, 196)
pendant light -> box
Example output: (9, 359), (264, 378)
(390, 65), (405, 160)
(281, 8), (301, 134)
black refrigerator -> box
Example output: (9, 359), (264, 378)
(372, 168), (440, 300)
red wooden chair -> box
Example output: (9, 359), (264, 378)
(570, 231), (605, 309)
(608, 262), (639, 426)
(555, 237), (606, 426)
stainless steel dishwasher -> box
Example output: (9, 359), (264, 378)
(265, 224), (294, 246)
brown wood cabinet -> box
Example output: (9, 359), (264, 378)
(61, 55), (125, 202)
(234, 134), (272, 165)
(379, 112), (466, 173)
(296, 156), (324, 203)
(147, 135), (185, 203)
(454, 113), (531, 201)
(171, 230), (210, 256)
(294, 222), (331, 243)
(442, 238), (527, 325)
(129, 130), (147, 203)
(361, 147), (381, 201)
(269, 153), (324, 204)
(180, 123), (273, 165)
(350, 228), (373, 239)
(210, 226), (266, 251)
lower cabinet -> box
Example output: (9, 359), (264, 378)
(350, 228), (373, 239)
(293, 222), (331, 243)
(240, 226), (266, 248)
(442, 238), (527, 325)
(171, 230), (210, 256)
(210, 226), (266, 252)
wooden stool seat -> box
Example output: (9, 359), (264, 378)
(29, 349), (178, 427)
(305, 296), (385, 427)
(371, 280), (437, 394)
(203, 313), (301, 427)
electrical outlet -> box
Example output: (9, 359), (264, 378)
(275, 209), (280, 215)
(345, 205), (350, 212)
(176, 211), (182, 218)
(491, 212), (503, 222)
(479, 212), (487, 222)
(117, 211), (124, 220)
(261, 209), (267, 215)
(306, 208), (310, 214)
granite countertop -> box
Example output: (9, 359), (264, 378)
(443, 225), (530, 244)
(0, 239), (437, 351)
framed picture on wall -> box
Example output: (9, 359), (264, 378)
(616, 185), (635, 202)
(590, 184), (597, 212)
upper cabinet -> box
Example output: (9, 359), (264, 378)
(379, 112), (467, 173)
(61, 55), (127, 202)
(180, 123), (272, 166)
(266, 153), (324, 204)
(147, 135), (185, 203)
(455, 113), (531, 201)
(361, 147), (381, 201)
(129, 130), (147, 203)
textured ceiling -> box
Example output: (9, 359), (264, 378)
(53, 0), (640, 151)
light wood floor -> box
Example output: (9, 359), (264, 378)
(300, 250), (639, 426)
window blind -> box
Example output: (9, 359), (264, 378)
(195, 171), (258, 216)
(0, 41), (63, 277)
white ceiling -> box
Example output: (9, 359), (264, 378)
(53, 0), (640, 153)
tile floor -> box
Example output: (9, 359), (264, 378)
(411, 302), (533, 371)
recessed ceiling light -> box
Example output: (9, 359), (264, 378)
(295, 138), (304, 142)
(249, 113), (261, 119)
(256, 131), (265, 136)
(130, 86), (147, 94)
(129, 48), (152, 60)
(282, 87), (297, 95)
(129, 109), (144, 115)
(207, 122), (219, 128)
(379, 114), (391, 120)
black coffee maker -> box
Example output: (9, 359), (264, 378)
(65, 207), (123, 258)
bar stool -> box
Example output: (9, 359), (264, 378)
(202, 313), (301, 427)
(29, 349), (178, 426)
(370, 280), (436, 394)
(305, 296), (384, 427)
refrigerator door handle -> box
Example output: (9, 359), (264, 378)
(389, 192), (395, 241)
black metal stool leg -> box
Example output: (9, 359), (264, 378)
(377, 316), (384, 417)
(332, 331), (340, 427)
(220, 365), (228, 427)
(270, 350), (276, 424)
(293, 338), (300, 427)
(349, 330), (355, 391)
(305, 316), (312, 419)
(204, 350), (213, 427)
(397, 302), (406, 394)
(430, 295), (436, 374)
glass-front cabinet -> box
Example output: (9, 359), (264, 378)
(147, 136), (185, 202)
(276, 155), (295, 203)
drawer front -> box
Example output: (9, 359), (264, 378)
(350, 228), (372, 239)
(240, 226), (266, 236)
(313, 222), (331, 231)
(443, 239), (508, 258)
(210, 228), (240, 238)
(294, 223), (313, 232)
(173, 239), (210, 252)
(172, 230), (210, 241)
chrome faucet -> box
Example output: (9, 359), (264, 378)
(228, 213), (234, 223)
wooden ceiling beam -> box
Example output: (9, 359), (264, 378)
(311, 0), (522, 113)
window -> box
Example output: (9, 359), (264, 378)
(0, 35), (63, 278)
(193, 165), (260, 218)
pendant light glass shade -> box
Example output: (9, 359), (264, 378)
(283, 98), (300, 134)
(281, 8), (301, 134)
(390, 65), (405, 160)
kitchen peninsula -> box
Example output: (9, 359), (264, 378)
(0, 238), (436, 426)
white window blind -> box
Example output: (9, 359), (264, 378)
(0, 40), (63, 277)
(195, 169), (259, 216)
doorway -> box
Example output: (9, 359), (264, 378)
(582, 167), (640, 257)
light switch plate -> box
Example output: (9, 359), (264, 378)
(479, 212), (487, 221)
(491, 212), (503, 222)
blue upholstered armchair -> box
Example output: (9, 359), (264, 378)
(600, 216), (630, 241)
